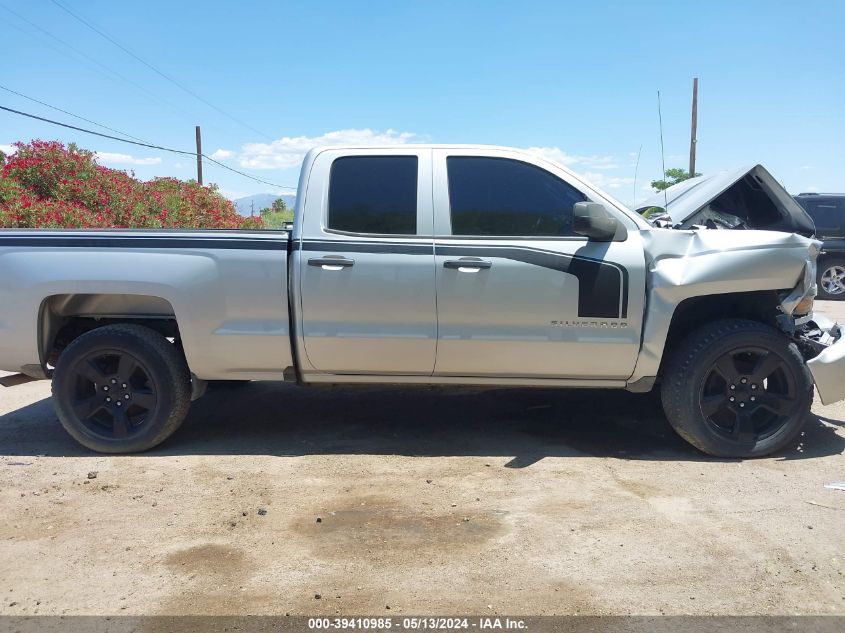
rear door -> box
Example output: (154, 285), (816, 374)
(431, 148), (645, 379)
(297, 149), (436, 375)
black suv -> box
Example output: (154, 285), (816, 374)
(794, 193), (845, 300)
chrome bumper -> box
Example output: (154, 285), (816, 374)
(806, 314), (845, 406)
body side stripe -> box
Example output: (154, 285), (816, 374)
(0, 236), (287, 250)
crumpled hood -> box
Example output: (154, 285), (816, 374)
(636, 165), (815, 237)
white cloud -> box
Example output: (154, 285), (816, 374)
(0, 143), (16, 155)
(173, 162), (184, 168)
(211, 149), (235, 160)
(523, 146), (639, 192)
(526, 146), (618, 170)
(581, 171), (636, 190)
(96, 152), (161, 166)
(237, 128), (418, 170)
(803, 185), (820, 193)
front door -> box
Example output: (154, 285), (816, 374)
(298, 150), (436, 375)
(431, 149), (645, 379)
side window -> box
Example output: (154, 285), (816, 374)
(805, 199), (845, 231)
(328, 156), (418, 234)
(447, 156), (587, 236)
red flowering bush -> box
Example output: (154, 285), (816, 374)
(0, 140), (263, 229)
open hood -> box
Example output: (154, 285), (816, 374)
(636, 165), (815, 237)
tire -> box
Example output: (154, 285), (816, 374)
(52, 324), (191, 453)
(661, 319), (813, 458)
(816, 257), (845, 300)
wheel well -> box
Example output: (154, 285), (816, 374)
(40, 294), (181, 369)
(659, 290), (782, 376)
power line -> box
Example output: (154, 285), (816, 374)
(0, 84), (151, 145)
(0, 3), (192, 119)
(48, 0), (273, 141)
(4, 18), (135, 99)
(0, 104), (296, 190)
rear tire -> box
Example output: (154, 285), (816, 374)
(817, 257), (845, 300)
(661, 319), (813, 457)
(52, 324), (191, 453)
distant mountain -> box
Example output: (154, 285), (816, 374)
(233, 193), (296, 217)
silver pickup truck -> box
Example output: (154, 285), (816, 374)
(2, 145), (844, 457)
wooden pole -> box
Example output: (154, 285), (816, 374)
(689, 78), (698, 178)
(195, 125), (203, 185)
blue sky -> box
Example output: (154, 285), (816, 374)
(2, 0), (843, 205)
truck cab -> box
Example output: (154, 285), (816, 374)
(291, 146), (646, 384)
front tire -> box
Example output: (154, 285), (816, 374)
(52, 324), (191, 453)
(817, 258), (845, 300)
(661, 319), (813, 457)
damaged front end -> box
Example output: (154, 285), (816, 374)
(637, 164), (845, 405)
(795, 314), (845, 405)
(786, 294), (845, 406)
(776, 248), (845, 406)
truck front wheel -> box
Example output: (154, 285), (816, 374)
(52, 324), (191, 453)
(661, 319), (813, 458)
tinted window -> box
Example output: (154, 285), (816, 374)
(447, 157), (587, 236)
(328, 156), (418, 234)
(802, 198), (845, 231)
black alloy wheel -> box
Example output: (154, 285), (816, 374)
(698, 346), (801, 445)
(661, 319), (813, 457)
(66, 349), (158, 440)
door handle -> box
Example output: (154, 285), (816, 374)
(443, 258), (493, 272)
(308, 256), (355, 270)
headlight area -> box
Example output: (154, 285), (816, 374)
(776, 250), (819, 334)
(775, 253), (837, 362)
(793, 296), (814, 317)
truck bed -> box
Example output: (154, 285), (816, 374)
(0, 229), (295, 381)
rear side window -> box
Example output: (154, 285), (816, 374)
(447, 156), (587, 236)
(803, 199), (844, 231)
(328, 156), (418, 234)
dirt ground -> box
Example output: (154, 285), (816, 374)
(0, 303), (843, 616)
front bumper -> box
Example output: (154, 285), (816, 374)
(805, 314), (845, 406)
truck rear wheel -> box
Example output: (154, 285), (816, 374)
(52, 324), (191, 453)
(660, 319), (813, 457)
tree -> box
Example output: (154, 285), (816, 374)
(259, 197), (294, 229)
(0, 140), (262, 229)
(650, 167), (701, 192)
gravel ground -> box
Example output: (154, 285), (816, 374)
(0, 303), (843, 616)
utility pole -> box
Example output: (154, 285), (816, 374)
(195, 125), (203, 185)
(689, 77), (698, 179)
(250, 200), (254, 217)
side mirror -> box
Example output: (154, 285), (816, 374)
(573, 202), (627, 242)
